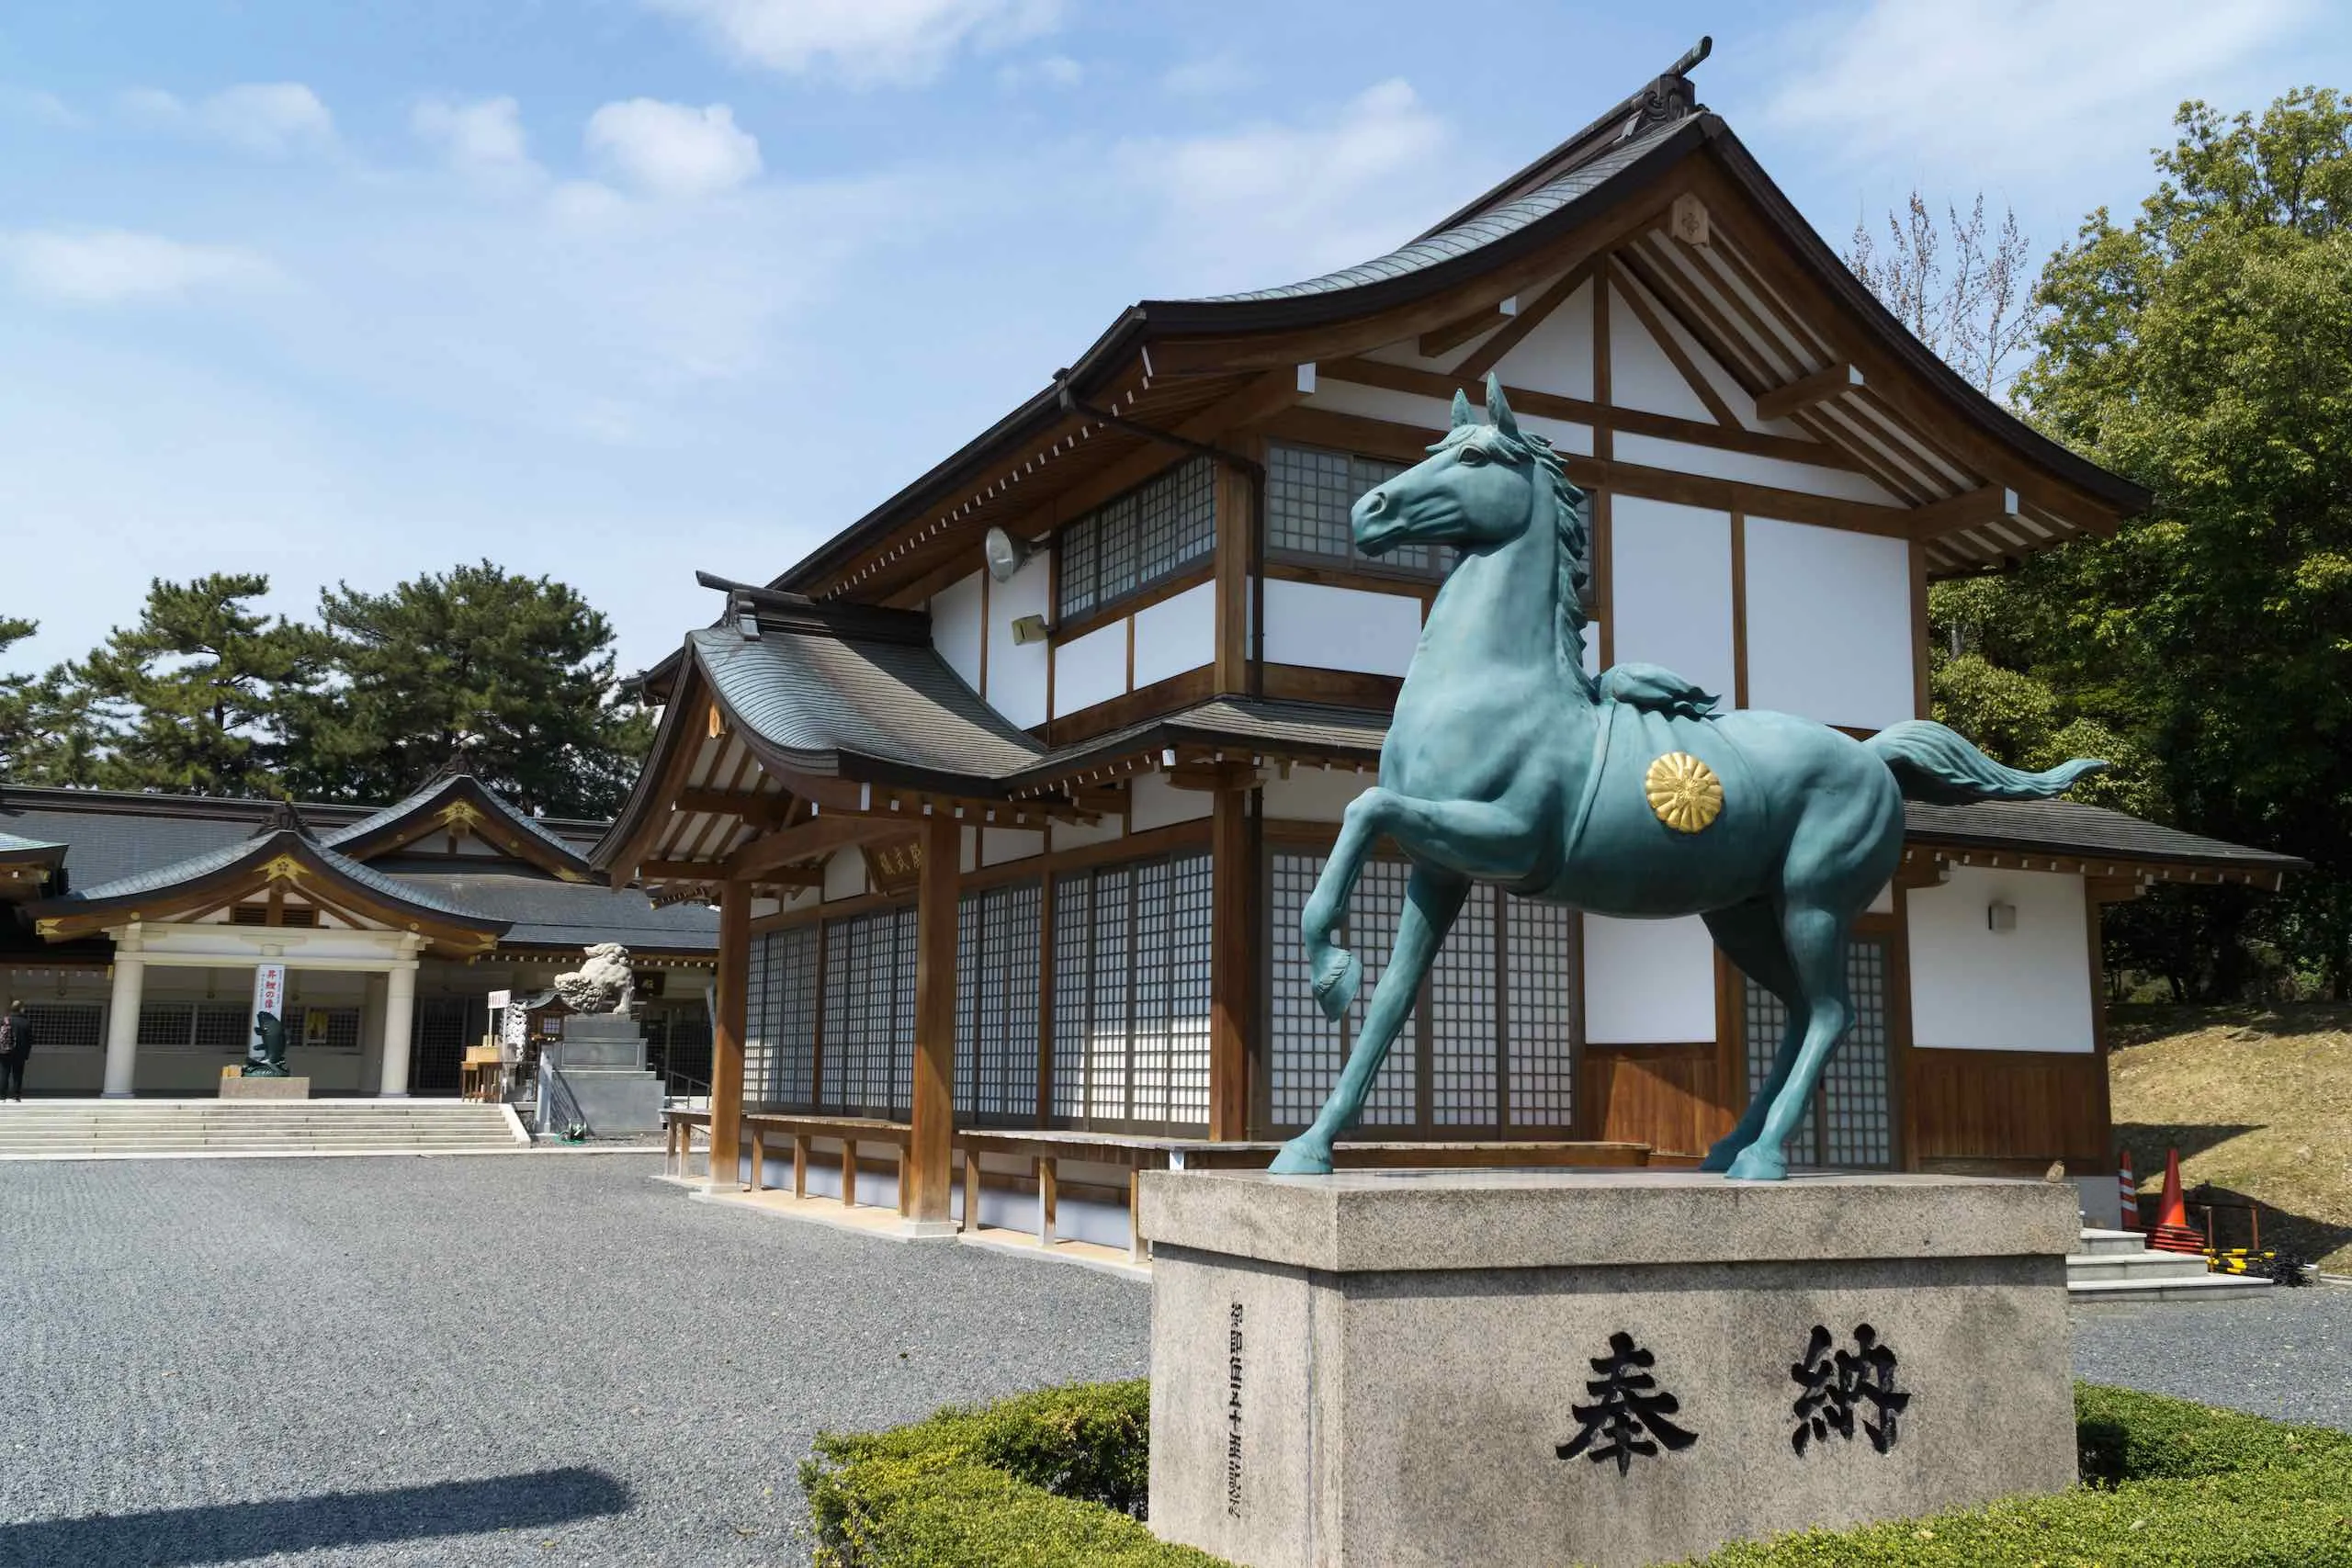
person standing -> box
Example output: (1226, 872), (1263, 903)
(0, 999), (29, 1102)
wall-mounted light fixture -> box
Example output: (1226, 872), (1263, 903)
(1986, 901), (2018, 932)
(1010, 614), (1052, 646)
(984, 526), (1035, 583)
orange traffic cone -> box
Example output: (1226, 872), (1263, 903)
(2145, 1147), (2206, 1255)
(2117, 1150), (2140, 1231)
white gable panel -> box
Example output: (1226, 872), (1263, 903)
(1306, 380), (1452, 431)
(1908, 867), (2093, 1053)
(1744, 517), (1916, 729)
(1262, 580), (1421, 677)
(930, 572), (984, 694)
(1613, 433), (1903, 506)
(822, 849), (865, 902)
(1132, 580), (1216, 688)
(1052, 619), (1126, 716)
(1491, 277), (1595, 401)
(1608, 497), (1734, 708)
(1582, 914), (1717, 1043)
(985, 547), (1050, 728)
(1608, 288), (1714, 423)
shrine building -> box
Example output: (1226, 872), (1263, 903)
(605, 48), (2298, 1239)
(0, 773), (718, 1097)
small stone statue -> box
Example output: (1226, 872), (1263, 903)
(245, 1010), (291, 1077)
(554, 942), (636, 1015)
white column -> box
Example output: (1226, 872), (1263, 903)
(379, 956), (420, 1098)
(102, 953), (145, 1099)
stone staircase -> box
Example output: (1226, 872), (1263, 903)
(0, 1100), (529, 1159)
(2069, 1226), (2272, 1303)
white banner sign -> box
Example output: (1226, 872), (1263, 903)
(487, 989), (512, 1010)
(251, 963), (288, 1024)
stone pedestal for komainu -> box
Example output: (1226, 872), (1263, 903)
(1143, 1169), (2078, 1568)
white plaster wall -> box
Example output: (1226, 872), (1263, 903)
(960, 824), (978, 874)
(980, 827), (1045, 866)
(1612, 433), (1902, 506)
(1129, 772), (1212, 831)
(1608, 289), (1715, 423)
(930, 571), (984, 694)
(1051, 813), (1126, 852)
(1262, 580), (1422, 677)
(1607, 496), (1735, 707)
(986, 547), (1051, 729)
(1261, 765), (1370, 824)
(1492, 276), (1595, 400)
(1305, 379), (1453, 431)
(1743, 517), (1916, 729)
(1053, 619), (1126, 716)
(1582, 914), (1718, 1043)
(821, 848), (865, 902)
(1907, 866), (2094, 1053)
(1132, 581), (1216, 689)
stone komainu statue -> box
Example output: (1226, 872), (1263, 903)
(554, 942), (636, 1015)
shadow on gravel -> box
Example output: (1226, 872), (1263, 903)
(0, 1466), (631, 1567)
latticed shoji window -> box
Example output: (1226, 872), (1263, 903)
(1053, 457), (1216, 622)
(1739, 936), (1894, 1169)
(1047, 851), (1213, 1131)
(1267, 850), (1579, 1134)
(749, 925), (820, 1106)
(136, 1001), (254, 1051)
(953, 879), (1042, 1122)
(20, 1002), (101, 1049)
(1265, 442), (1447, 577)
(819, 905), (918, 1118)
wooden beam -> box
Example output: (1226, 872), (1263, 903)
(1456, 260), (1595, 384)
(725, 813), (909, 882)
(1907, 485), (2023, 542)
(904, 813), (961, 1231)
(675, 788), (791, 823)
(1164, 758), (1264, 793)
(1209, 786), (1253, 1140)
(1418, 302), (1510, 358)
(1755, 362), (1863, 423)
(1213, 433), (1261, 694)
(707, 879), (750, 1193)
(1607, 254), (1739, 429)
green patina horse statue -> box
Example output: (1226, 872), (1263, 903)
(1270, 376), (2102, 1181)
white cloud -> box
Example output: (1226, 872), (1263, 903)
(585, 99), (763, 199)
(413, 96), (540, 187)
(1160, 56), (1257, 99)
(1118, 79), (1454, 293)
(999, 54), (1083, 91)
(645, 0), (1064, 86)
(1, 88), (84, 128)
(121, 82), (335, 155)
(0, 229), (280, 304)
(1763, 0), (2314, 179)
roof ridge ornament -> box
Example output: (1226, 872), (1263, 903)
(1618, 36), (1712, 143)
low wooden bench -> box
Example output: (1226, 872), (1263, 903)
(744, 1112), (916, 1216)
(662, 1107), (710, 1177)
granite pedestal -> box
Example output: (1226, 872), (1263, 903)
(220, 1075), (309, 1100)
(1142, 1168), (2078, 1568)
(539, 1014), (663, 1135)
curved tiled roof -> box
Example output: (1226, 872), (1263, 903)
(1197, 121), (1684, 304)
(58, 829), (498, 926)
(321, 772), (594, 874)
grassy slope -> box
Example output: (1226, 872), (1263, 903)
(2109, 1002), (2352, 1269)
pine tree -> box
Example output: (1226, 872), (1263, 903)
(281, 561), (652, 818)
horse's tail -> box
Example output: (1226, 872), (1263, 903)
(1865, 719), (2105, 805)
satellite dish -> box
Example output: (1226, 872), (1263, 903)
(984, 526), (1032, 583)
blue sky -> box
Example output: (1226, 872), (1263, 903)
(2, 0), (2345, 681)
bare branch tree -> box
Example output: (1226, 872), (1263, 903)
(1844, 190), (2041, 400)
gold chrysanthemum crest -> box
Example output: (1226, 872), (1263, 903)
(1645, 751), (1723, 834)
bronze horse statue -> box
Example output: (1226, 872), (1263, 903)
(1270, 377), (2101, 1181)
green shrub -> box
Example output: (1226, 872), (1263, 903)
(801, 1379), (2352, 1568)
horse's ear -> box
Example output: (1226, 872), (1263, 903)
(1450, 389), (1475, 429)
(1485, 372), (1521, 439)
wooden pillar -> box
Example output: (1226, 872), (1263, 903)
(1213, 439), (1261, 695)
(1209, 784), (1255, 1139)
(707, 879), (750, 1192)
(905, 813), (962, 1231)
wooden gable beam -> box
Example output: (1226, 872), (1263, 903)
(1756, 362), (1863, 423)
(1418, 302), (1511, 358)
(1604, 254), (1738, 429)
(725, 812), (911, 882)
(1908, 485), (2023, 542)
(674, 788), (793, 826)
(1455, 260), (1596, 384)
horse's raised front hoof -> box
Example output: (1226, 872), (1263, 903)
(1311, 948), (1363, 1022)
(1724, 1145), (1787, 1182)
(1267, 1134), (1335, 1176)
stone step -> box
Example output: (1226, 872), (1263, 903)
(0, 1100), (522, 1158)
(2075, 1227), (2155, 1258)
(2067, 1270), (2273, 1303)
(2066, 1250), (2215, 1283)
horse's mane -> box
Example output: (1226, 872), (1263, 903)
(1459, 422), (1592, 693)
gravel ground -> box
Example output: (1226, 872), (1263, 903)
(0, 1155), (1148, 1568)
(2072, 1286), (2352, 1432)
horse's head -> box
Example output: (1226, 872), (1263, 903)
(1351, 374), (1576, 559)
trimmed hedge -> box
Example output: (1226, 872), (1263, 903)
(800, 1380), (2352, 1568)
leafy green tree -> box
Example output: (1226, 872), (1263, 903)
(73, 576), (327, 796)
(281, 561), (651, 817)
(2004, 87), (2352, 997)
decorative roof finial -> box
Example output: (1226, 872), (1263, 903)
(1620, 35), (1712, 141)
